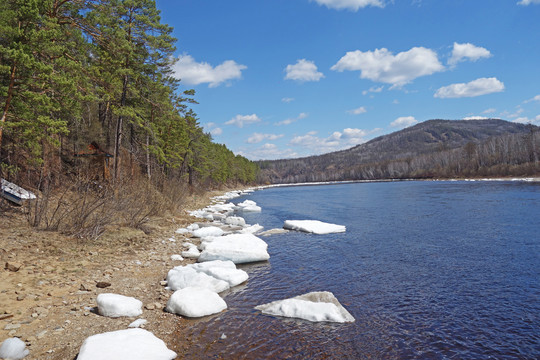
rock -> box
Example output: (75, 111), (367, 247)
(4, 323), (21, 330)
(96, 281), (111, 288)
(145, 304), (155, 310)
(5, 262), (22, 272)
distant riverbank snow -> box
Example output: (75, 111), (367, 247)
(283, 220), (346, 234)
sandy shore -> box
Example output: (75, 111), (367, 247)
(0, 190), (229, 359)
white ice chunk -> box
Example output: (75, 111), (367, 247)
(187, 223), (199, 231)
(239, 224), (264, 234)
(166, 266), (229, 293)
(170, 254), (184, 261)
(224, 216), (246, 226)
(175, 227), (189, 234)
(97, 293), (143, 318)
(191, 260), (248, 287)
(128, 319), (147, 328)
(181, 246), (200, 259)
(77, 328), (176, 360)
(198, 233), (269, 264)
(166, 287), (227, 318)
(283, 220), (346, 234)
(235, 199), (262, 212)
(192, 226), (224, 238)
(255, 291), (355, 323)
(259, 228), (289, 236)
(0, 337), (29, 360)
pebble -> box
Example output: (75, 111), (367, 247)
(4, 323), (21, 330)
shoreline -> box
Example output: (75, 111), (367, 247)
(0, 188), (246, 359)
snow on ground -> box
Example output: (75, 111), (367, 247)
(166, 287), (227, 318)
(0, 337), (29, 360)
(283, 220), (346, 234)
(97, 293), (143, 318)
(77, 328), (176, 360)
(198, 233), (269, 264)
(224, 216), (246, 226)
(255, 291), (355, 323)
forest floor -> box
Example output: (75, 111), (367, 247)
(0, 190), (226, 360)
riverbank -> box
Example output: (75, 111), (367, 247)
(0, 189), (235, 359)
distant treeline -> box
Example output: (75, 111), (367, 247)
(0, 0), (258, 189)
(258, 120), (540, 183)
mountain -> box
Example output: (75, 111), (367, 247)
(257, 119), (539, 183)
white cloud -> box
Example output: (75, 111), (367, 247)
(462, 116), (489, 120)
(517, 0), (540, 5)
(247, 133), (284, 144)
(282, 97), (295, 103)
(448, 42), (492, 66)
(284, 59), (325, 82)
(225, 114), (261, 128)
(171, 54), (246, 88)
(331, 47), (444, 87)
(290, 127), (379, 153)
(513, 115), (540, 125)
(312, 0), (385, 11)
(482, 108), (497, 114)
(362, 86), (383, 95)
(391, 116), (418, 128)
(275, 112), (308, 126)
(238, 144), (298, 160)
(205, 122), (223, 136)
(524, 94), (540, 103)
(347, 106), (367, 115)
(434, 77), (505, 98)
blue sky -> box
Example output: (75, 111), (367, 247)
(156, 0), (540, 160)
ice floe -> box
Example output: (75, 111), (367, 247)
(166, 287), (227, 318)
(0, 337), (29, 360)
(283, 220), (346, 234)
(166, 260), (247, 292)
(255, 291), (355, 323)
(198, 233), (270, 264)
(77, 328), (176, 360)
(170, 254), (184, 261)
(259, 228), (289, 236)
(97, 293), (143, 318)
(192, 226), (224, 238)
(235, 199), (262, 212)
(181, 243), (200, 259)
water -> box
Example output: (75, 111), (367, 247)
(179, 181), (540, 359)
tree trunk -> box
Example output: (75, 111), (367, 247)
(113, 75), (129, 180)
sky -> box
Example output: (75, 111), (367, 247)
(156, 0), (540, 160)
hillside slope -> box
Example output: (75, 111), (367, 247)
(258, 119), (538, 183)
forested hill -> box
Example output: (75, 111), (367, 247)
(258, 119), (540, 184)
(0, 0), (257, 189)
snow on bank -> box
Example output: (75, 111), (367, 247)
(77, 328), (176, 360)
(97, 293), (143, 318)
(255, 291), (355, 323)
(0, 337), (29, 360)
(198, 233), (270, 264)
(166, 287), (227, 317)
(283, 220), (346, 234)
(234, 199), (262, 212)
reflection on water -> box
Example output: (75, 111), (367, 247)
(176, 181), (540, 359)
